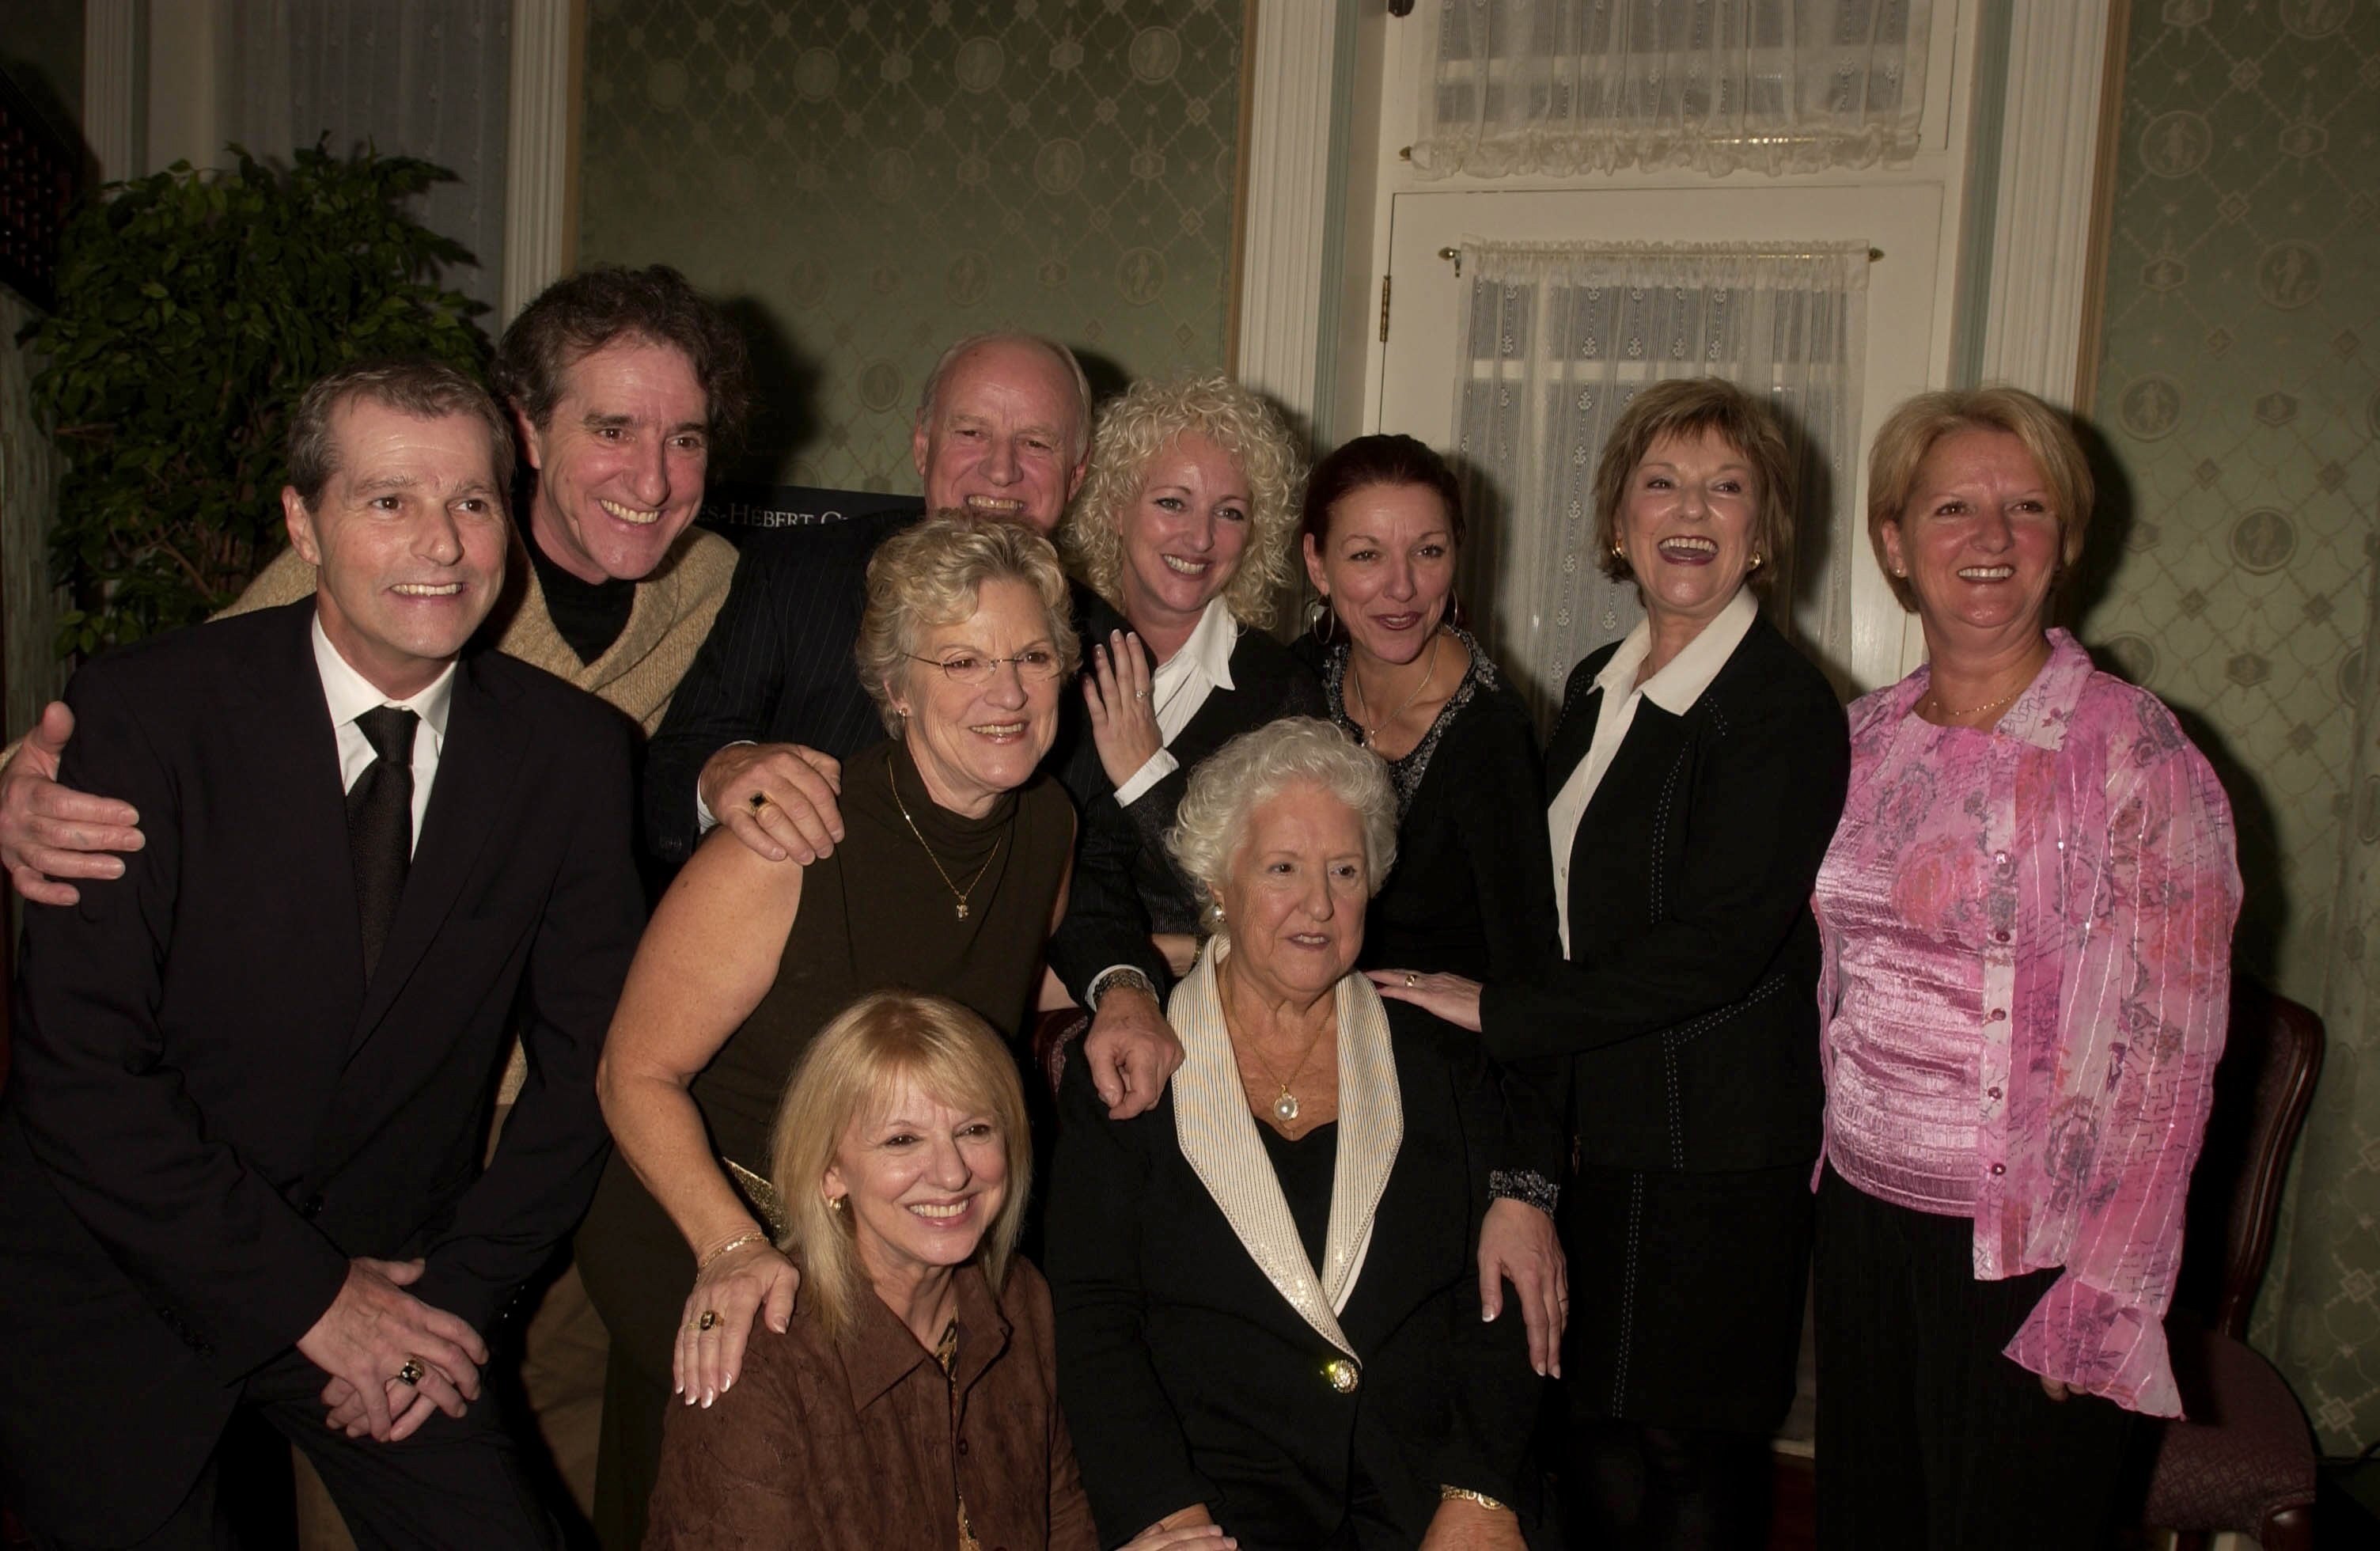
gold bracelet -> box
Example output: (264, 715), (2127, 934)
(1438, 1485), (1510, 1513)
(697, 1228), (768, 1272)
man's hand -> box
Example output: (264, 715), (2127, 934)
(697, 742), (843, 864)
(1419, 1496), (1526, 1550)
(1479, 1198), (1567, 1376)
(1, 701), (146, 907)
(295, 1258), (487, 1443)
(1082, 985), (1184, 1120)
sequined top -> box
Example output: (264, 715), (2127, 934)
(1813, 631), (2240, 1417)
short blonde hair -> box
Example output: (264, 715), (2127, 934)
(767, 990), (1033, 1341)
(1866, 387), (2094, 612)
(855, 514), (1081, 736)
(1593, 377), (1797, 596)
(1166, 718), (1399, 931)
(1063, 373), (1305, 631)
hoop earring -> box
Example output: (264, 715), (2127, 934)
(1306, 595), (1340, 646)
(1446, 591), (1470, 632)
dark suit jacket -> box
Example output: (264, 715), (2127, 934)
(1045, 999), (1539, 1549)
(1045, 625), (1323, 1003)
(0, 601), (644, 1545)
(643, 503), (927, 862)
(1479, 611), (1848, 1173)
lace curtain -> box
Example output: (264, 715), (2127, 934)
(1409, 0), (1933, 180)
(1449, 240), (1869, 727)
(217, 0), (511, 313)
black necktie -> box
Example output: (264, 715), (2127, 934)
(347, 706), (419, 980)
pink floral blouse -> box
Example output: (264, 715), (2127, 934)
(1813, 630), (2241, 1417)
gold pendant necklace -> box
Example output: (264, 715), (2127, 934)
(1348, 628), (1442, 750)
(889, 760), (1001, 921)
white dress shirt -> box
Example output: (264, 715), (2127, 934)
(1546, 586), (1757, 955)
(313, 614), (457, 857)
(1112, 594), (1240, 806)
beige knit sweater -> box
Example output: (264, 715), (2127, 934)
(219, 525), (738, 734)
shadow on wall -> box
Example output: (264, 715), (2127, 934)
(2068, 415), (2288, 986)
(716, 295), (821, 488)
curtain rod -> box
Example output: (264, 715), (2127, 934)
(1436, 245), (1882, 275)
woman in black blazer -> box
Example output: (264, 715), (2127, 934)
(1379, 380), (1850, 1549)
(1048, 372), (1322, 1017)
(1047, 719), (1539, 1549)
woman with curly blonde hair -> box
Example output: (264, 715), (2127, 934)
(1045, 372), (1324, 1024)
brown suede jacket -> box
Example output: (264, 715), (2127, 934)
(645, 1257), (1098, 1551)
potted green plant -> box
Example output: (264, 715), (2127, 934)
(24, 142), (491, 657)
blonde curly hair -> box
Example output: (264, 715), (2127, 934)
(1062, 372), (1305, 631)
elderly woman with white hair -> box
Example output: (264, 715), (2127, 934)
(579, 515), (1082, 1546)
(1047, 718), (1541, 1550)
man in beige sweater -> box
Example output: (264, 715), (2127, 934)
(0, 264), (747, 1542)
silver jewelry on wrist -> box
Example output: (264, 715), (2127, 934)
(1087, 965), (1160, 1011)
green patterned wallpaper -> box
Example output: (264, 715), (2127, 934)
(576, 0), (1247, 491)
(2086, 0), (2378, 1453)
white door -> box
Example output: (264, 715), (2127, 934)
(1378, 184), (1946, 695)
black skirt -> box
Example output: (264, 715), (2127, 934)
(1560, 1161), (1813, 1433)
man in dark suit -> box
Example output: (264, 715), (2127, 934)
(0, 360), (643, 1549)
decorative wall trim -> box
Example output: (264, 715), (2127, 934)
(1232, 1), (1343, 431)
(501, 0), (582, 328)
(1971, 0), (2118, 406)
(2068, 0), (2134, 415)
(82, 0), (139, 182)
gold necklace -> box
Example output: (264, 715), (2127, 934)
(1921, 644), (2052, 722)
(1348, 628), (1442, 749)
(888, 760), (1002, 920)
(1227, 965), (1332, 1124)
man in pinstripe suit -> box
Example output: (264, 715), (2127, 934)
(642, 329), (1186, 1120)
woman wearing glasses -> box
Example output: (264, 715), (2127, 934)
(577, 515), (1080, 1547)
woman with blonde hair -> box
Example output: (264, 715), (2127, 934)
(578, 515), (1082, 1545)
(646, 991), (1226, 1550)
(1810, 387), (2238, 1547)
(1047, 372), (1321, 1066)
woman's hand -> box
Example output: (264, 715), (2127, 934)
(1418, 1496), (1525, 1549)
(1120, 1507), (1234, 1549)
(1084, 631), (1166, 789)
(675, 1234), (801, 1407)
(2041, 1376), (2071, 1401)
(1479, 1198), (1567, 1377)
(1367, 969), (1484, 1033)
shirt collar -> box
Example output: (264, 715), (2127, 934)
(1985, 628), (2094, 751)
(312, 612), (458, 745)
(1176, 594), (1238, 691)
(1592, 585), (1758, 715)
(837, 1261), (1010, 1409)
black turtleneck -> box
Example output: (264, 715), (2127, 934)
(525, 522), (635, 666)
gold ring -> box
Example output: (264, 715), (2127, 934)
(394, 1358), (426, 1387)
(1404, 971), (1418, 988)
(698, 1310), (721, 1332)
(745, 791), (767, 813)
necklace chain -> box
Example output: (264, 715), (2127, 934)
(1349, 628), (1443, 749)
(888, 760), (1002, 920)
(1226, 961), (1331, 1125)
(1922, 642), (2052, 722)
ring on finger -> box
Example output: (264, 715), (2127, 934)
(698, 1309), (722, 1332)
(393, 1357), (426, 1387)
(745, 791), (768, 814)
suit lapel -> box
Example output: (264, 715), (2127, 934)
(259, 602), (370, 1006)
(1167, 942), (1404, 1360)
(351, 651), (526, 1049)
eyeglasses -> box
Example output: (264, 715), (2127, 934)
(904, 648), (1067, 686)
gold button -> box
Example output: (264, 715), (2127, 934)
(1324, 1358), (1360, 1394)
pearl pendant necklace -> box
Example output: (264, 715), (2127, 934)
(1273, 1087), (1300, 1124)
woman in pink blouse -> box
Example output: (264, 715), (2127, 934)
(1812, 387), (2240, 1549)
